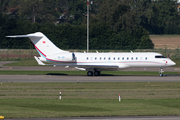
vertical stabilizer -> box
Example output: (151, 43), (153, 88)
(6, 32), (68, 58)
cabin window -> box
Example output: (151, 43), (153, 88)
(127, 57), (129, 60)
(87, 57), (88, 60)
(145, 57), (147, 60)
(118, 57), (120, 60)
(104, 57), (106, 60)
(155, 56), (166, 58)
(100, 57), (102, 60)
(114, 57), (115, 60)
(131, 57), (133, 60)
(109, 57), (111, 60)
(122, 57), (124, 60)
(136, 57), (138, 60)
(95, 57), (97, 60)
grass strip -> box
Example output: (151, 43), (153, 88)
(1, 82), (180, 99)
(1, 98), (180, 118)
(0, 82), (180, 118)
(0, 70), (179, 76)
(3, 59), (39, 66)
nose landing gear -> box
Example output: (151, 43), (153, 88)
(159, 68), (164, 77)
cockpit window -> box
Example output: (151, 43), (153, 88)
(155, 56), (166, 58)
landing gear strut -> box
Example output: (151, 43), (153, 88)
(159, 68), (164, 77)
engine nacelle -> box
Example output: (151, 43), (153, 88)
(47, 53), (76, 62)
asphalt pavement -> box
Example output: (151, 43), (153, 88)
(5, 116), (180, 120)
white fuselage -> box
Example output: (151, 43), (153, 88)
(42, 52), (175, 71)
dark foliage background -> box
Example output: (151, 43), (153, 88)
(1, 0), (180, 50)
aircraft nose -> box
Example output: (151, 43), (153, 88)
(170, 61), (176, 66)
(166, 60), (176, 66)
(172, 61), (176, 66)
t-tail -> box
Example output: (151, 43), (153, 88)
(6, 32), (68, 59)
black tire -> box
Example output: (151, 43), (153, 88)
(94, 71), (100, 76)
(87, 71), (93, 76)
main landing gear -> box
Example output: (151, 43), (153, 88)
(159, 68), (164, 77)
(87, 71), (101, 76)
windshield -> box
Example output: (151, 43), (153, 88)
(155, 56), (166, 58)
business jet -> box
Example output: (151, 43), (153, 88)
(7, 32), (176, 76)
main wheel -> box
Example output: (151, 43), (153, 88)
(94, 71), (100, 76)
(87, 71), (93, 76)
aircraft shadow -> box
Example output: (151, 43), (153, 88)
(46, 73), (115, 76)
(46, 73), (68, 76)
(99, 74), (115, 76)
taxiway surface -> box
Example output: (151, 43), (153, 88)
(5, 116), (180, 120)
(0, 75), (180, 83)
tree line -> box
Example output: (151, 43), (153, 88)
(0, 0), (180, 50)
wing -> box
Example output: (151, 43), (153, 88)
(72, 65), (119, 71)
(34, 56), (129, 71)
(53, 64), (128, 71)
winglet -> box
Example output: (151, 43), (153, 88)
(34, 56), (45, 65)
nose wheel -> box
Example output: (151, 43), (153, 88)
(159, 68), (164, 77)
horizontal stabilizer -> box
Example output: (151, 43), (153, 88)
(34, 56), (45, 65)
(6, 33), (43, 38)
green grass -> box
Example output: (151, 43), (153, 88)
(1, 99), (180, 118)
(0, 70), (179, 76)
(0, 82), (180, 118)
(3, 59), (38, 66)
(1, 82), (180, 99)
